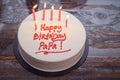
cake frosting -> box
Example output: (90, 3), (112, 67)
(18, 9), (86, 72)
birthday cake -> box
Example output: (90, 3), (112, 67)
(15, 5), (88, 75)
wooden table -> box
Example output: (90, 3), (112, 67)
(0, 56), (120, 80)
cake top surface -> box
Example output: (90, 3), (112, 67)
(18, 9), (86, 62)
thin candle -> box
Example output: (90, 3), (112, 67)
(32, 5), (37, 30)
(42, 2), (46, 21)
(32, 4), (37, 21)
(50, 6), (54, 21)
(58, 6), (62, 21)
(66, 15), (69, 28)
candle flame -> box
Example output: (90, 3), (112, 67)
(51, 6), (54, 10)
(44, 2), (46, 8)
(59, 6), (62, 9)
(33, 4), (38, 9)
(35, 20), (38, 23)
(67, 15), (69, 19)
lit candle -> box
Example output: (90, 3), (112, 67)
(42, 2), (46, 21)
(50, 6), (54, 21)
(66, 15), (69, 28)
(58, 6), (62, 21)
(32, 5), (37, 30)
(32, 4), (37, 21)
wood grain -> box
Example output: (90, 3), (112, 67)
(0, 56), (120, 80)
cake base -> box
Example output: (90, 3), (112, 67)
(13, 36), (89, 76)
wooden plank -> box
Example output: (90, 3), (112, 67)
(0, 56), (120, 80)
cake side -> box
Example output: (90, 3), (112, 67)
(18, 44), (85, 72)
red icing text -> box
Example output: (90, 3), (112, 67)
(33, 23), (71, 54)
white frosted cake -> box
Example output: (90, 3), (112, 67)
(17, 9), (86, 72)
